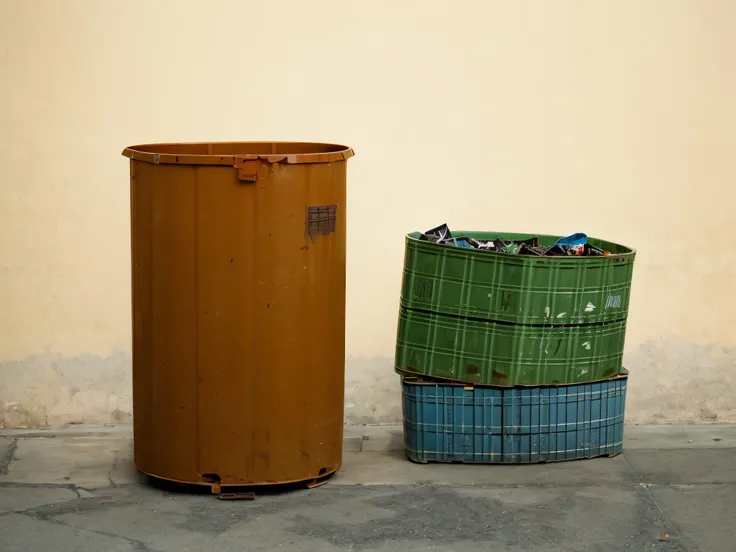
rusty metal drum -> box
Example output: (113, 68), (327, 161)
(123, 142), (354, 490)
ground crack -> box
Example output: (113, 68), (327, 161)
(622, 453), (693, 551)
(22, 512), (161, 551)
(0, 438), (19, 475)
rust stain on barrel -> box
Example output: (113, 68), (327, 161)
(124, 141), (354, 487)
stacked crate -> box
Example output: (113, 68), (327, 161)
(395, 230), (635, 463)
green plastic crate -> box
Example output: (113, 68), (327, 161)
(401, 231), (635, 325)
(394, 307), (626, 386)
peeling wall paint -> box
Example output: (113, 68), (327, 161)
(0, 354), (404, 428)
(2, 343), (735, 428)
(625, 338), (736, 423)
(348, 342), (736, 425)
(0, 353), (132, 428)
(344, 356), (401, 425)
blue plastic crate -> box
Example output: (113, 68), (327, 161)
(402, 370), (627, 464)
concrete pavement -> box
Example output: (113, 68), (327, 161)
(0, 424), (734, 551)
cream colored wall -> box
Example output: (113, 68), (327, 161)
(1, 0), (735, 427)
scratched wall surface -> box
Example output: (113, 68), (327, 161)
(1, 1), (735, 427)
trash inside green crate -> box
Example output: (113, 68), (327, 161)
(401, 230), (635, 325)
(395, 306), (625, 386)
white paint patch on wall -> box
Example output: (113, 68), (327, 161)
(0, 353), (405, 428)
(0, 352), (131, 428)
(344, 356), (402, 425)
(625, 337), (736, 423)
(2, 339), (735, 428)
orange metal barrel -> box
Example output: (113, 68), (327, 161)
(123, 142), (354, 489)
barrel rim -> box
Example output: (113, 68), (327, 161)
(122, 141), (354, 165)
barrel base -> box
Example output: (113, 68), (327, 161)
(137, 465), (339, 495)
